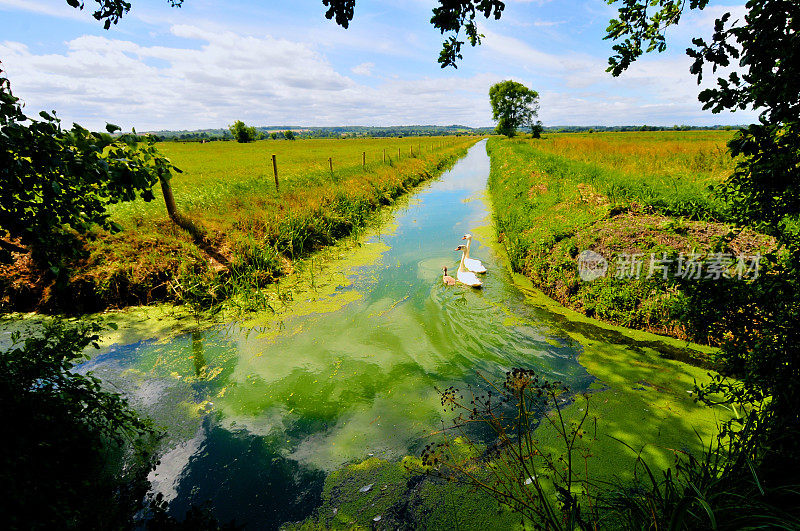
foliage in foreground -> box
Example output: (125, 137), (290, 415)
(423, 369), (594, 529)
(0, 321), (248, 529)
(605, 0), (800, 485)
(423, 368), (799, 529)
(0, 320), (157, 529)
(600, 412), (800, 530)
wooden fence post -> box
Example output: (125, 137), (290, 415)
(362, 151), (366, 170)
(398, 147), (400, 160)
(329, 157), (333, 177)
(383, 148), (386, 163)
(272, 154), (279, 191)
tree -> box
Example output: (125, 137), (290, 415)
(0, 66), (182, 270)
(283, 130), (296, 140)
(488, 80), (539, 138)
(606, 0), (800, 481)
(228, 120), (260, 143)
(270, 132), (277, 140)
(530, 120), (543, 139)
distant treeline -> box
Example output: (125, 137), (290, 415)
(545, 124), (741, 133)
(137, 123), (741, 142)
(142, 125), (494, 142)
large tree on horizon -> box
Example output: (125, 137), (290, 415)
(488, 80), (539, 138)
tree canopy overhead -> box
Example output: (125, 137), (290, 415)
(66, 0), (506, 68)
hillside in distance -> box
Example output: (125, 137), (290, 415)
(146, 124), (494, 141)
(145, 123), (742, 142)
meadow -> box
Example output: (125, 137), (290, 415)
(508, 130), (735, 221)
(3, 136), (478, 313)
(110, 137), (467, 224)
(487, 131), (770, 344)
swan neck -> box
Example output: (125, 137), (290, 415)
(458, 249), (466, 273)
(464, 238), (471, 259)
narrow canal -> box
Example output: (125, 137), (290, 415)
(84, 140), (598, 527)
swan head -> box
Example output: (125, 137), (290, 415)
(455, 245), (466, 251)
(442, 266), (448, 274)
(462, 233), (472, 240)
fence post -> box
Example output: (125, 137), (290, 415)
(411, 145), (414, 157)
(272, 154), (279, 191)
(329, 157), (333, 178)
(383, 148), (386, 163)
(362, 151), (366, 170)
(398, 147), (400, 160)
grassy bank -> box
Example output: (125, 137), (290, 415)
(487, 132), (771, 345)
(1, 136), (478, 313)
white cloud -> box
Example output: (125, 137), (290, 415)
(0, 8), (758, 130)
(0, 26), (496, 130)
(351, 62), (375, 76)
(476, 21), (758, 125)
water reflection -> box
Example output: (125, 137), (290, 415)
(83, 141), (594, 527)
(192, 331), (206, 379)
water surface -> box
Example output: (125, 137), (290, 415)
(84, 141), (595, 527)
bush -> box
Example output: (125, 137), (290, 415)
(228, 120), (261, 143)
(0, 320), (158, 529)
(0, 66), (179, 271)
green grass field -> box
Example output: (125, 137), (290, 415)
(501, 130), (735, 222)
(7, 136), (478, 313)
(487, 131), (770, 344)
(110, 137), (466, 225)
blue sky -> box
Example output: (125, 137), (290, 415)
(0, 0), (756, 131)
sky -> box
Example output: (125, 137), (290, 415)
(0, 0), (757, 131)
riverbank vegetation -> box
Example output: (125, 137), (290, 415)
(3, 0), (798, 528)
(1, 135), (477, 314)
(487, 126), (800, 525)
(487, 131), (773, 344)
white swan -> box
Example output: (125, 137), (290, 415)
(461, 234), (486, 273)
(442, 266), (456, 286)
(455, 245), (482, 287)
